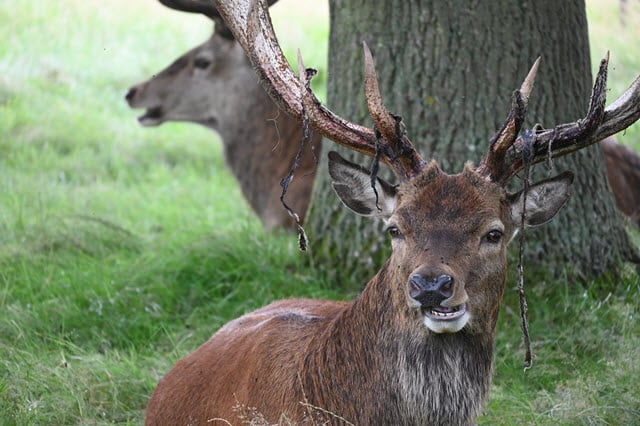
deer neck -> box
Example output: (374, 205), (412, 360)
(302, 261), (495, 425)
(214, 57), (285, 163)
(218, 70), (300, 173)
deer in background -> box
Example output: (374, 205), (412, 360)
(143, 0), (640, 424)
(126, 1), (640, 232)
(125, 0), (320, 231)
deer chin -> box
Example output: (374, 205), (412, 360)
(137, 107), (165, 127)
(422, 304), (469, 333)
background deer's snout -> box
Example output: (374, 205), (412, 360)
(409, 273), (453, 306)
(125, 87), (137, 104)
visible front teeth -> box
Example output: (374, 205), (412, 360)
(430, 309), (457, 317)
(423, 304), (467, 322)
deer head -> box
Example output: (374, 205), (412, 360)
(328, 150), (573, 335)
(125, 0), (322, 232)
(125, 0), (257, 128)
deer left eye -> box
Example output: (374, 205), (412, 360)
(194, 57), (212, 69)
(483, 230), (503, 244)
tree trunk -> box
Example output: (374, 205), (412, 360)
(306, 0), (637, 286)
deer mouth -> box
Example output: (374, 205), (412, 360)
(137, 106), (164, 126)
(423, 304), (467, 321)
(422, 304), (469, 333)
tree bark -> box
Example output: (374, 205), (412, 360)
(306, 0), (637, 285)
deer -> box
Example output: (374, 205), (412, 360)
(126, 2), (640, 232)
(144, 0), (640, 424)
(125, 0), (321, 231)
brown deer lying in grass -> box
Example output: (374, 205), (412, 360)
(127, 1), (640, 232)
(144, 1), (640, 424)
(125, 0), (320, 231)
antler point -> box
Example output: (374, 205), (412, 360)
(520, 57), (541, 103)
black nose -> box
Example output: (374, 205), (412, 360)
(409, 274), (453, 306)
(125, 87), (136, 103)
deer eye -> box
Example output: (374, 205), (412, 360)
(483, 230), (503, 244)
(194, 57), (212, 69)
(387, 226), (403, 239)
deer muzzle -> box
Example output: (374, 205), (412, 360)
(408, 273), (469, 333)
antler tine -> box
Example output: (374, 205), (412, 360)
(476, 58), (540, 180)
(363, 43), (396, 141)
(363, 42), (427, 180)
(518, 57), (540, 104)
(496, 52), (640, 184)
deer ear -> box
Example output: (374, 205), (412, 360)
(508, 171), (574, 227)
(328, 151), (398, 218)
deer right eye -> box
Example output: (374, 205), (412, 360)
(194, 57), (212, 69)
(483, 230), (503, 244)
(387, 226), (403, 239)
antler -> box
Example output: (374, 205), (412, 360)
(475, 58), (540, 181)
(216, 0), (426, 181)
(217, 0), (640, 184)
(478, 53), (640, 185)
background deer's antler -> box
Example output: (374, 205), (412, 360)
(161, 0), (278, 20)
(160, 0), (279, 39)
(159, 0), (222, 19)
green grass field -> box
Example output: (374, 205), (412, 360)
(1, 0), (638, 424)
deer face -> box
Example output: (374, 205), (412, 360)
(125, 28), (248, 129)
(329, 151), (573, 335)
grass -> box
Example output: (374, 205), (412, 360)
(484, 272), (640, 425)
(0, 0), (638, 424)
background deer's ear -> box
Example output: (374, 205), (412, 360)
(328, 151), (398, 218)
(508, 171), (574, 227)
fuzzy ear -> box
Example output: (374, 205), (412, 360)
(328, 151), (398, 218)
(508, 171), (574, 227)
